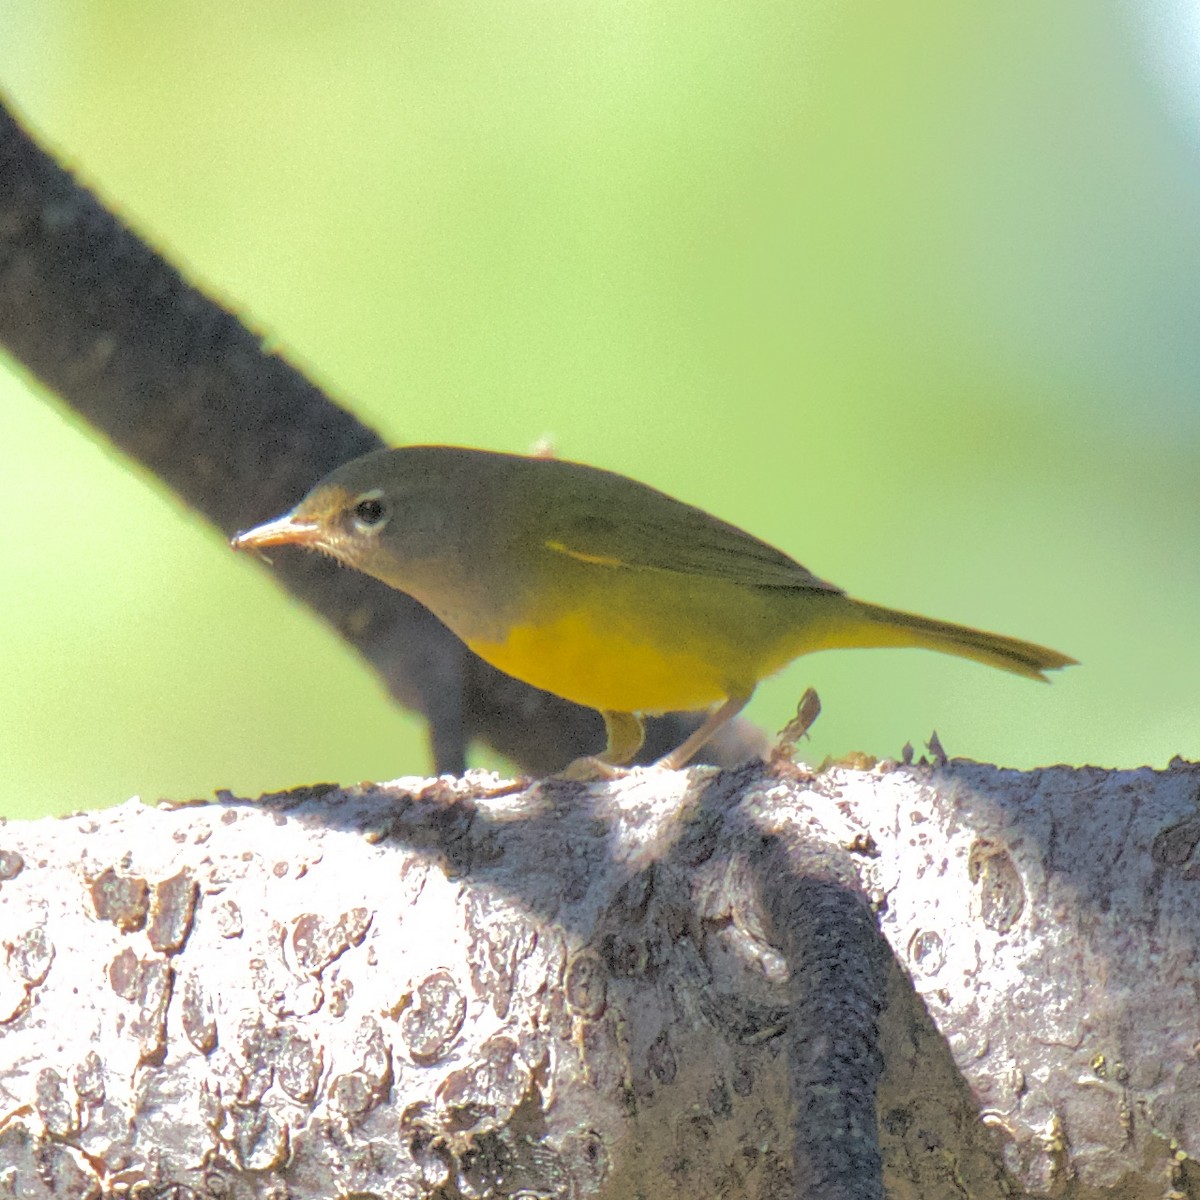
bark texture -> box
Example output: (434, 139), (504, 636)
(0, 758), (1198, 1198)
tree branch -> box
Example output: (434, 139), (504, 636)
(0, 92), (765, 776)
(2, 759), (1199, 1197)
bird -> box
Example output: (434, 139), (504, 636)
(232, 445), (1075, 773)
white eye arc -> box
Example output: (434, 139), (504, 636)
(351, 490), (390, 533)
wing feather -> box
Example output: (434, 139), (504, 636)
(527, 460), (842, 594)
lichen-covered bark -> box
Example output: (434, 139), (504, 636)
(0, 759), (1199, 1198)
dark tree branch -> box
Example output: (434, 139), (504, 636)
(761, 840), (887, 1200)
(0, 93), (765, 775)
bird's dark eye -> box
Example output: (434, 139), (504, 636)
(351, 492), (389, 531)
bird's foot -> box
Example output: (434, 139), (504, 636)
(555, 755), (636, 782)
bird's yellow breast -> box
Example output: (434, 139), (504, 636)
(468, 608), (731, 715)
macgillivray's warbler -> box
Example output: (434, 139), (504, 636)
(232, 446), (1074, 772)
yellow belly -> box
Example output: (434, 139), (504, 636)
(468, 608), (731, 714)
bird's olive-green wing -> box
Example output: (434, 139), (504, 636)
(527, 461), (843, 594)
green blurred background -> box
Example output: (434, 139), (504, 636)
(2, 1), (1199, 816)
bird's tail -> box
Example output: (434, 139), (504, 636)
(809, 596), (1076, 681)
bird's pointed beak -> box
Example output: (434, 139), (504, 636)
(230, 512), (323, 553)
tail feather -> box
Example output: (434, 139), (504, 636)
(835, 599), (1076, 681)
